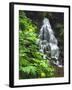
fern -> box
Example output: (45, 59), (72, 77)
(19, 11), (55, 79)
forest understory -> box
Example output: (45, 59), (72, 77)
(19, 11), (64, 79)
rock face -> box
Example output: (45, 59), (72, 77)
(53, 64), (64, 77)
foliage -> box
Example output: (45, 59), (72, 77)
(19, 11), (55, 79)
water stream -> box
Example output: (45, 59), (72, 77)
(38, 18), (62, 67)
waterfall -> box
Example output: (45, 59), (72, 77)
(38, 18), (62, 67)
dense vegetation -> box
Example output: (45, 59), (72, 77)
(19, 11), (64, 79)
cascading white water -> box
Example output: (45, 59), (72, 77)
(38, 18), (62, 67)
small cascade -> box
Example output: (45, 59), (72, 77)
(38, 18), (62, 67)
